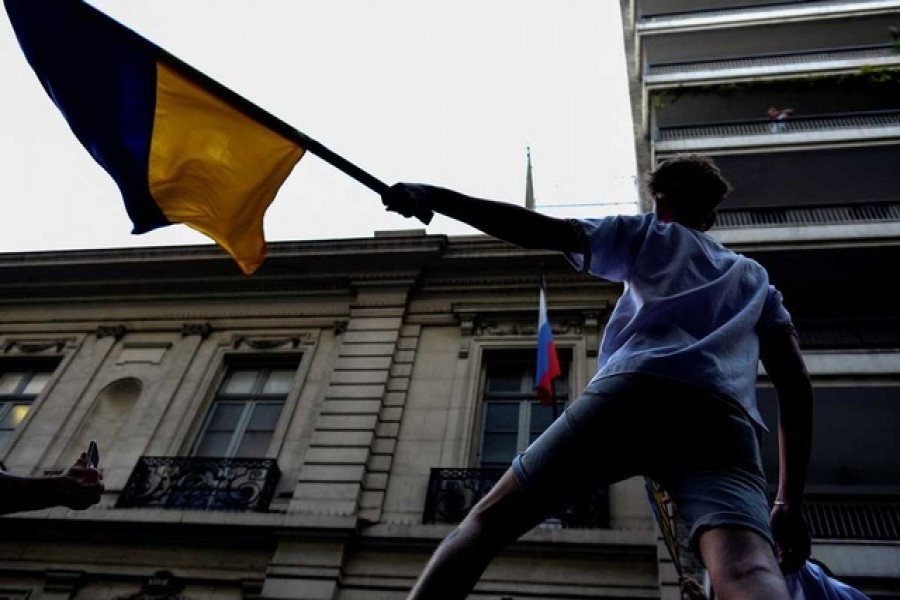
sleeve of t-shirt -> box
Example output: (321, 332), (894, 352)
(564, 214), (652, 282)
(759, 285), (793, 330)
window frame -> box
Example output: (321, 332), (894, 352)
(191, 356), (302, 459)
(475, 348), (571, 469)
(0, 359), (59, 454)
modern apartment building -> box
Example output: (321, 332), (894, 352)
(620, 0), (900, 596)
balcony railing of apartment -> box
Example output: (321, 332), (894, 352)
(639, 0), (891, 27)
(646, 44), (896, 78)
(422, 467), (610, 528)
(116, 456), (280, 511)
(797, 320), (900, 350)
(713, 200), (900, 229)
(805, 495), (900, 540)
(655, 110), (900, 141)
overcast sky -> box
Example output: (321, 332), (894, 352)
(0, 0), (639, 255)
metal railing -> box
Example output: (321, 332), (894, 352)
(422, 467), (610, 528)
(116, 456), (280, 512)
(797, 319), (900, 350)
(640, 0), (884, 26)
(656, 110), (900, 141)
(805, 496), (900, 540)
(647, 44), (896, 77)
(713, 200), (900, 229)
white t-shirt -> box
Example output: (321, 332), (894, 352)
(566, 213), (792, 428)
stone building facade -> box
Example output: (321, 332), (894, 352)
(1, 232), (671, 600)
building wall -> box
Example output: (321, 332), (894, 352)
(0, 237), (666, 600)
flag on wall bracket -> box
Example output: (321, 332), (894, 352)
(534, 269), (562, 406)
(4, 0), (431, 274)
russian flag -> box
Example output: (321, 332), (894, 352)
(534, 277), (561, 406)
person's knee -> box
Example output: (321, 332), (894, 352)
(700, 527), (784, 592)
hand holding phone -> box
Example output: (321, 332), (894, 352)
(86, 440), (100, 469)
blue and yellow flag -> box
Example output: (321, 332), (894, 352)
(4, 0), (306, 274)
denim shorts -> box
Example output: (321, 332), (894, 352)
(511, 373), (773, 554)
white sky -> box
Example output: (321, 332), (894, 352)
(0, 0), (639, 254)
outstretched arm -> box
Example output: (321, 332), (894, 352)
(759, 324), (813, 572)
(382, 183), (582, 254)
(0, 453), (103, 515)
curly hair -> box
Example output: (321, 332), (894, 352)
(646, 154), (732, 230)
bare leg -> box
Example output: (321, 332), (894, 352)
(698, 527), (789, 600)
(407, 469), (551, 600)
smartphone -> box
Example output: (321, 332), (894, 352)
(86, 440), (100, 469)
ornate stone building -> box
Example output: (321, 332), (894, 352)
(0, 232), (672, 600)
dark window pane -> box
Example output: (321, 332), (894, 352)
(194, 432), (232, 457)
(529, 402), (563, 441)
(247, 403), (283, 431)
(206, 403), (244, 432)
(481, 433), (517, 465)
(484, 403), (518, 432)
(486, 364), (527, 392)
(235, 431), (272, 457)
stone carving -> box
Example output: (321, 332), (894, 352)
(96, 325), (127, 340)
(3, 338), (71, 354)
(180, 323), (212, 339)
(114, 570), (188, 600)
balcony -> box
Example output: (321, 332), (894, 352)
(638, 0), (900, 30)
(645, 44), (898, 86)
(116, 456), (280, 512)
(713, 200), (900, 229)
(805, 495), (900, 540)
(655, 109), (900, 151)
(422, 468), (610, 528)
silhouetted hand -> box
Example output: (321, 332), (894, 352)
(381, 183), (434, 225)
(771, 502), (810, 573)
(55, 452), (104, 510)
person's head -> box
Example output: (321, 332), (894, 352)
(646, 154), (732, 231)
(768, 106), (780, 117)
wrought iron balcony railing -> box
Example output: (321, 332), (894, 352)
(804, 496), (900, 540)
(422, 468), (610, 529)
(116, 456), (280, 512)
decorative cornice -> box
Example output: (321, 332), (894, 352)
(181, 323), (212, 339)
(113, 570), (188, 600)
(44, 569), (84, 594)
(97, 325), (127, 340)
(2, 338), (73, 354)
(231, 334), (312, 350)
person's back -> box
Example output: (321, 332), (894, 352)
(382, 153), (813, 600)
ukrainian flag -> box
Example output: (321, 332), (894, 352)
(4, 0), (306, 274)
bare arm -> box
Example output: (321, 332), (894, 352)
(382, 183), (582, 254)
(0, 454), (103, 515)
(759, 324), (813, 571)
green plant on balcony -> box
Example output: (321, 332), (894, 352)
(650, 67), (900, 108)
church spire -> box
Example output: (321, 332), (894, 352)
(525, 146), (535, 210)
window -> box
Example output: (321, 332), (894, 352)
(478, 349), (569, 469)
(192, 360), (298, 458)
(0, 362), (57, 452)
